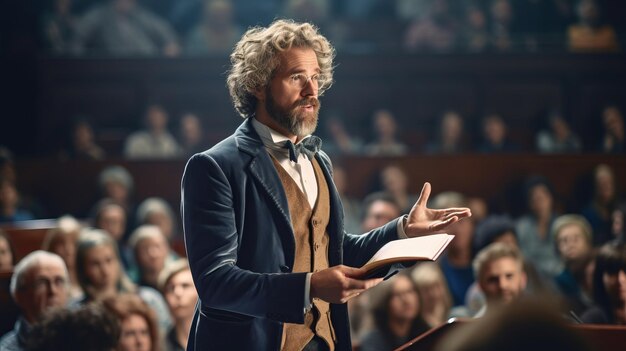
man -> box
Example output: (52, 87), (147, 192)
(181, 19), (471, 351)
(473, 242), (527, 317)
(361, 192), (402, 232)
(0, 250), (69, 350)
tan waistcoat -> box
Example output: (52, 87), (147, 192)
(271, 157), (336, 351)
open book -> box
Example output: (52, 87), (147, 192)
(359, 234), (455, 279)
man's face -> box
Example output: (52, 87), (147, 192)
(16, 261), (68, 323)
(479, 257), (526, 305)
(362, 200), (400, 232)
(98, 206), (127, 241)
(556, 224), (590, 262)
(261, 47), (321, 139)
(119, 314), (151, 351)
(136, 236), (168, 275)
(164, 269), (198, 321)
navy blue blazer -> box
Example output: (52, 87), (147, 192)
(181, 118), (400, 350)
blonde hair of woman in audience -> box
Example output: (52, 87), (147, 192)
(102, 293), (161, 351)
(411, 262), (453, 327)
(158, 259), (197, 351)
(42, 215), (83, 299)
(75, 229), (172, 333)
(0, 230), (14, 271)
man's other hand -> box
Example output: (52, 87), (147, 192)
(310, 265), (383, 304)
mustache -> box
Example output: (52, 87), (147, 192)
(295, 97), (319, 108)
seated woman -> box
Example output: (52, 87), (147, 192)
(102, 293), (160, 351)
(42, 215), (83, 299)
(127, 224), (174, 290)
(74, 229), (171, 333)
(361, 272), (430, 351)
(582, 240), (626, 324)
(411, 262), (454, 327)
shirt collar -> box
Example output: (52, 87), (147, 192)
(251, 118), (311, 151)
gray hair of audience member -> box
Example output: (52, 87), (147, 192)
(226, 19), (335, 118)
(127, 224), (168, 251)
(551, 214), (593, 246)
(136, 197), (175, 226)
(431, 191), (468, 209)
(472, 242), (524, 280)
(76, 229), (135, 295)
(434, 297), (591, 351)
(157, 258), (191, 293)
(10, 250), (69, 299)
(98, 165), (134, 193)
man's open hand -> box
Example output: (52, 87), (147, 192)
(310, 265), (383, 304)
(405, 182), (472, 237)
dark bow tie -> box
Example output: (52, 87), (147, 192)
(283, 136), (322, 162)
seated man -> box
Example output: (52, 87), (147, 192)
(473, 242), (527, 317)
(0, 250), (69, 350)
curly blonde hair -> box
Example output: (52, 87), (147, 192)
(227, 19), (335, 118)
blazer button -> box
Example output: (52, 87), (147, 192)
(280, 265), (291, 272)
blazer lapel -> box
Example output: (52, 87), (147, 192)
(235, 119), (295, 261)
(314, 152), (344, 265)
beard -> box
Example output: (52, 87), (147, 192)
(265, 88), (320, 138)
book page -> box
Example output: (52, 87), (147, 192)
(364, 234), (455, 267)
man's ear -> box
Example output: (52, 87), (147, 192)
(253, 86), (266, 101)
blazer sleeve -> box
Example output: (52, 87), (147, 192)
(181, 153), (307, 324)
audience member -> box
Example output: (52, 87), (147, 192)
(332, 166), (362, 234)
(0, 147), (16, 184)
(582, 240), (626, 324)
(360, 192), (402, 232)
(404, 0), (459, 53)
(378, 165), (418, 213)
(41, 215), (83, 299)
(127, 225), (173, 289)
(473, 242), (527, 317)
(124, 104), (182, 159)
(178, 113), (209, 157)
(74, 230), (171, 333)
(97, 165), (136, 217)
(488, 0), (517, 51)
(568, 0), (619, 52)
(158, 259), (197, 351)
(24, 303), (120, 351)
(0, 230), (15, 271)
(184, 0), (242, 56)
(321, 115), (363, 156)
(601, 105), (625, 153)
(478, 113), (520, 153)
(516, 176), (562, 278)
(466, 196), (489, 225)
(360, 272), (430, 351)
(364, 109), (408, 156)
(461, 5), (489, 52)
(102, 293), (161, 351)
(135, 197), (178, 242)
(411, 262), (453, 328)
(552, 214), (595, 315)
(0, 178), (35, 224)
(41, 0), (78, 55)
(73, 0), (181, 57)
(60, 118), (105, 160)
(535, 109), (582, 153)
(582, 164), (621, 246)
(432, 191), (475, 306)
(92, 199), (133, 269)
(473, 214), (518, 257)
(424, 110), (467, 154)
(0, 251), (69, 351)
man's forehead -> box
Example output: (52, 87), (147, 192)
(29, 261), (66, 277)
(277, 47), (320, 73)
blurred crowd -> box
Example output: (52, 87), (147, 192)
(39, 0), (624, 57)
(1, 133), (625, 349)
